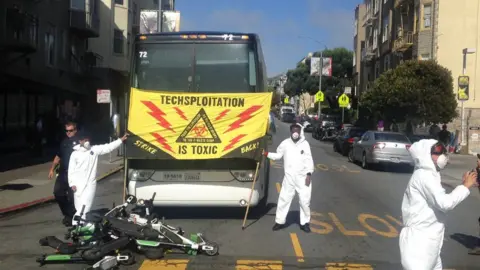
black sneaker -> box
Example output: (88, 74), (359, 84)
(272, 223), (284, 231)
(300, 223), (311, 233)
(62, 217), (72, 227)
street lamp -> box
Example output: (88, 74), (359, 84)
(460, 47), (476, 147)
(298, 36), (328, 118)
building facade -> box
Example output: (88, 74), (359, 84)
(353, 4), (366, 96)
(357, 0), (480, 152)
(0, 0), (101, 151)
(0, 0), (175, 154)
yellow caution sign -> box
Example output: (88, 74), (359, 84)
(338, 93), (350, 108)
(284, 97), (289, 104)
(315, 91), (324, 102)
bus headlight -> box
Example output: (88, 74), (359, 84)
(129, 170), (155, 181)
(230, 170), (255, 182)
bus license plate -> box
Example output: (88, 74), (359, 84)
(185, 172), (201, 181)
(163, 172), (184, 181)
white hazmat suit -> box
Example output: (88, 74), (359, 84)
(400, 139), (470, 270)
(267, 124), (315, 225)
(68, 139), (123, 225)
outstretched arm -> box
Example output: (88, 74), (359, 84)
(91, 139), (123, 156)
(265, 140), (286, 160)
(421, 177), (470, 212)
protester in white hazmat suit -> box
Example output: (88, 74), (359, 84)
(400, 139), (478, 269)
(263, 123), (314, 233)
(68, 131), (128, 225)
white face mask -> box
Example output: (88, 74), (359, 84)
(82, 141), (91, 149)
(436, 154), (448, 170)
(291, 132), (300, 140)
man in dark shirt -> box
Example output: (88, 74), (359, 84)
(48, 121), (78, 226)
(438, 124), (451, 147)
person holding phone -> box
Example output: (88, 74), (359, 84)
(263, 123), (314, 233)
(399, 140), (478, 269)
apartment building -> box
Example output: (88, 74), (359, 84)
(353, 4), (366, 96)
(0, 0), (101, 151)
(357, 0), (480, 153)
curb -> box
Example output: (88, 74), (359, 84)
(0, 165), (124, 216)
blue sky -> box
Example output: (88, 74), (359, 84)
(177, 0), (359, 77)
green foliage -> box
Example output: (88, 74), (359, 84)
(284, 48), (354, 97)
(360, 60), (458, 124)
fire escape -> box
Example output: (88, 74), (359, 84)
(0, 7), (39, 68)
(393, 0), (415, 55)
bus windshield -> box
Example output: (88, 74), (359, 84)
(132, 43), (258, 93)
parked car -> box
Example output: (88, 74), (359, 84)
(349, 131), (414, 170)
(312, 114), (341, 139)
(281, 112), (296, 123)
(333, 127), (367, 156)
(408, 134), (433, 143)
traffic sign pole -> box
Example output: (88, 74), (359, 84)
(317, 51), (323, 118)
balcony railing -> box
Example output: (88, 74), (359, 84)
(0, 8), (38, 52)
(69, 10), (100, 38)
(395, 0), (413, 9)
(361, 48), (374, 62)
(393, 31), (414, 52)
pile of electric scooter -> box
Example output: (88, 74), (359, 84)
(36, 193), (219, 270)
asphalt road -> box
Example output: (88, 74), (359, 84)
(1, 122), (480, 269)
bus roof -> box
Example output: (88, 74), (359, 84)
(135, 31), (259, 42)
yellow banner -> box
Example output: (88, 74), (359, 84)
(127, 88), (273, 160)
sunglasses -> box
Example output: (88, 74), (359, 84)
(65, 129), (76, 133)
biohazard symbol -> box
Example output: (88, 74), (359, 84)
(176, 108), (221, 144)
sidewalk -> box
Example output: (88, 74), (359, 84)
(0, 154), (124, 215)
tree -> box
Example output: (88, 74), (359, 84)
(360, 60), (458, 124)
(283, 47), (354, 97)
(268, 86), (282, 106)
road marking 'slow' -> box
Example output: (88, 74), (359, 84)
(236, 260), (283, 269)
(138, 259), (189, 270)
(326, 263), (373, 269)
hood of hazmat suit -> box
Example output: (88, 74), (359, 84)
(399, 139), (470, 270)
(266, 123), (314, 225)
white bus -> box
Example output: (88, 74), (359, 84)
(126, 32), (271, 207)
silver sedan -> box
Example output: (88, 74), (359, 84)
(349, 131), (414, 170)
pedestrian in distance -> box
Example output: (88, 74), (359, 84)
(399, 139), (478, 270)
(68, 131), (128, 226)
(48, 121), (79, 227)
(263, 123), (314, 233)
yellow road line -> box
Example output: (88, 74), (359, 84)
(138, 259), (189, 270)
(289, 233), (305, 262)
(326, 263), (373, 269)
(236, 260), (283, 269)
(276, 182), (281, 193)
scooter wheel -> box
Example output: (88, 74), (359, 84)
(143, 247), (165, 260)
(204, 242), (219, 256)
(118, 251), (136, 266)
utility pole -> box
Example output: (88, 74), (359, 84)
(317, 50), (323, 118)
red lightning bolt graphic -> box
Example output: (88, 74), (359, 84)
(224, 105), (263, 133)
(223, 134), (247, 152)
(173, 107), (188, 121)
(215, 109), (230, 121)
(142, 101), (175, 133)
(151, 132), (175, 153)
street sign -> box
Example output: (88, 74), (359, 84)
(344, 87), (352, 95)
(97, 89), (111, 103)
(338, 93), (349, 108)
(315, 91), (324, 102)
(458, 75), (469, 101)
